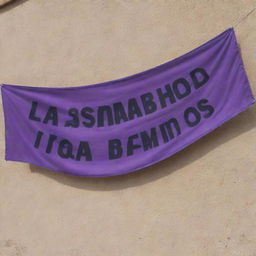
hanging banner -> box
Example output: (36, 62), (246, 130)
(1, 27), (255, 177)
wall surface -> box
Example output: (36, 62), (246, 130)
(0, 1), (256, 255)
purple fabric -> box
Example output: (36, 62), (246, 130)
(1, 27), (255, 177)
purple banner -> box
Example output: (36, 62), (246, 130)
(1, 27), (255, 177)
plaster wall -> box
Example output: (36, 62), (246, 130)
(0, 1), (256, 255)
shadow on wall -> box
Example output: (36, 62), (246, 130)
(29, 105), (256, 191)
(0, 0), (29, 13)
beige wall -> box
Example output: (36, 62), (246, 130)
(1, 1), (256, 255)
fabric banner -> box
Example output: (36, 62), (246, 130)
(1, 27), (255, 177)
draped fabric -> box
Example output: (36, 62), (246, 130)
(1, 27), (255, 177)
